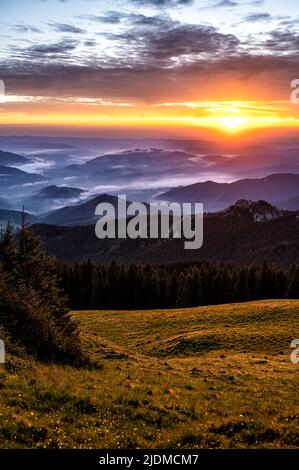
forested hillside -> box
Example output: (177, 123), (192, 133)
(58, 259), (299, 310)
(33, 201), (299, 267)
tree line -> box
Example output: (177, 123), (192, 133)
(0, 221), (85, 364)
(58, 259), (299, 310)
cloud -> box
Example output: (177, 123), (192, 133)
(84, 40), (97, 47)
(48, 22), (86, 34)
(84, 12), (121, 24)
(210, 0), (264, 7)
(2, 46), (297, 106)
(212, 0), (238, 7)
(128, 13), (174, 27)
(243, 13), (271, 22)
(13, 24), (41, 33)
(20, 39), (79, 57)
(130, 0), (193, 7)
(104, 16), (240, 66)
(279, 17), (299, 27)
(85, 12), (171, 28)
(265, 30), (299, 52)
(1, 4), (297, 105)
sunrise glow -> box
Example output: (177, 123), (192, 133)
(218, 116), (246, 131)
(0, 0), (298, 138)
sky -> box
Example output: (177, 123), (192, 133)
(0, 0), (299, 137)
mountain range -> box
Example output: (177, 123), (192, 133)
(158, 174), (299, 212)
(0, 174), (298, 227)
(41, 194), (123, 226)
(0, 150), (29, 166)
(0, 165), (46, 189)
(0, 138), (298, 267)
(36, 185), (85, 200)
(0, 209), (38, 228)
(0, 139), (299, 225)
(32, 200), (299, 268)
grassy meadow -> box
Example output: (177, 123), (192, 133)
(0, 299), (298, 448)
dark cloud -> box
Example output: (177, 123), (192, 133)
(130, 0), (193, 7)
(48, 22), (86, 34)
(85, 12), (121, 24)
(0, 48), (298, 104)
(243, 13), (271, 22)
(265, 30), (299, 52)
(1, 47), (297, 105)
(279, 17), (299, 27)
(13, 24), (41, 33)
(144, 24), (239, 60)
(1, 3), (296, 105)
(129, 13), (174, 27)
(84, 40), (97, 47)
(21, 39), (79, 58)
(212, 0), (238, 7)
(85, 12), (170, 27)
(210, 0), (264, 7)
(44, 0), (264, 8)
(104, 17), (240, 66)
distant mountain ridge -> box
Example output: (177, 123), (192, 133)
(158, 174), (299, 212)
(22, 185), (87, 215)
(34, 185), (85, 200)
(0, 150), (29, 166)
(32, 200), (299, 268)
(0, 209), (39, 227)
(41, 194), (123, 226)
(62, 148), (211, 193)
(0, 165), (45, 188)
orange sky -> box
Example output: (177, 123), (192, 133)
(1, 0), (299, 138)
(1, 96), (299, 137)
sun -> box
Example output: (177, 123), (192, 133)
(219, 115), (245, 131)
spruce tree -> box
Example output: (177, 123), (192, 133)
(287, 266), (299, 298)
(0, 221), (18, 279)
(234, 268), (250, 302)
(0, 220), (85, 365)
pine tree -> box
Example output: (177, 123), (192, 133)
(287, 266), (299, 298)
(176, 273), (194, 307)
(234, 268), (250, 302)
(0, 221), (18, 279)
(258, 261), (273, 299)
(0, 221), (85, 365)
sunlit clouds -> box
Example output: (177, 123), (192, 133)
(0, 0), (299, 135)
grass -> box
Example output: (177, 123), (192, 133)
(0, 299), (298, 448)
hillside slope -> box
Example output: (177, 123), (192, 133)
(75, 299), (298, 358)
(1, 300), (298, 449)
